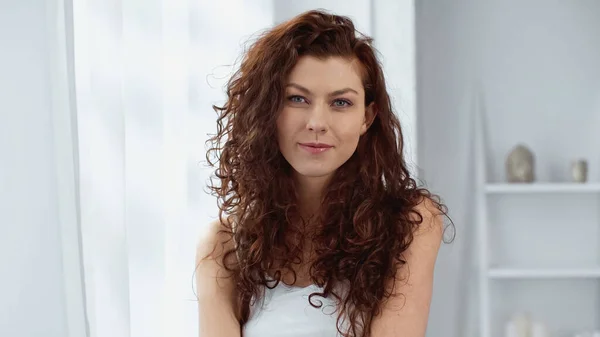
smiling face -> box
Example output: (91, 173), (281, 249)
(276, 55), (374, 182)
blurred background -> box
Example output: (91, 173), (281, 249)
(1, 0), (599, 337)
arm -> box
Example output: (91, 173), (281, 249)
(196, 219), (241, 337)
(370, 198), (445, 337)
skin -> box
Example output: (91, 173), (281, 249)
(277, 56), (373, 218)
(196, 56), (443, 337)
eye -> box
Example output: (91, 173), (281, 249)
(332, 99), (352, 108)
(287, 95), (307, 104)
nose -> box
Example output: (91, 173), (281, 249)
(306, 105), (329, 133)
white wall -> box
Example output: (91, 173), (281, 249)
(0, 0), (68, 336)
(274, 0), (372, 34)
(417, 1), (600, 337)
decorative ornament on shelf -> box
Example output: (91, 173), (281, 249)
(573, 331), (600, 337)
(505, 312), (531, 337)
(505, 313), (549, 337)
(531, 321), (549, 337)
(505, 144), (535, 183)
(571, 159), (588, 183)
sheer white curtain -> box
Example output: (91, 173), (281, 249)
(70, 0), (273, 336)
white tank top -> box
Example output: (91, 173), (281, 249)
(242, 282), (346, 337)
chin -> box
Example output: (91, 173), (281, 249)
(293, 165), (336, 179)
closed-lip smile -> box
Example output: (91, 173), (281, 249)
(298, 142), (333, 154)
(299, 142), (333, 148)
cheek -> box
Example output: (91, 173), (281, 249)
(335, 118), (364, 143)
(276, 109), (296, 144)
(275, 112), (287, 138)
(339, 131), (361, 151)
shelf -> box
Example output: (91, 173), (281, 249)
(488, 267), (600, 279)
(485, 183), (600, 194)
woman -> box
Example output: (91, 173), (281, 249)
(196, 9), (451, 337)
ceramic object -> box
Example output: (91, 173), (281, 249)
(505, 321), (519, 337)
(506, 144), (535, 183)
(505, 313), (531, 337)
(573, 331), (600, 337)
(571, 159), (588, 183)
(531, 322), (549, 337)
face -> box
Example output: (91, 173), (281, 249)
(276, 56), (374, 181)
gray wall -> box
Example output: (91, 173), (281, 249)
(417, 1), (600, 336)
(417, 2), (477, 335)
(0, 0), (67, 336)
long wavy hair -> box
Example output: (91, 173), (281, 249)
(205, 9), (450, 337)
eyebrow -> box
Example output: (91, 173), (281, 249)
(286, 83), (359, 96)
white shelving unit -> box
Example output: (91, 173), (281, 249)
(488, 268), (600, 280)
(474, 106), (600, 337)
(485, 183), (600, 194)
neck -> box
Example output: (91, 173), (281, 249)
(293, 173), (332, 219)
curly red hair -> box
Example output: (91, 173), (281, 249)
(206, 9), (450, 337)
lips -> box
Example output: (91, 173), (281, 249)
(300, 142), (333, 148)
(298, 142), (333, 154)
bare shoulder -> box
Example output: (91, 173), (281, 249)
(196, 217), (235, 263)
(403, 196), (445, 259)
(410, 196), (445, 237)
(371, 197), (445, 335)
(195, 217), (237, 299)
(196, 217), (241, 335)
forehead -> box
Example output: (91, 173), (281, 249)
(286, 56), (364, 92)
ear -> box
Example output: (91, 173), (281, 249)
(360, 102), (377, 135)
